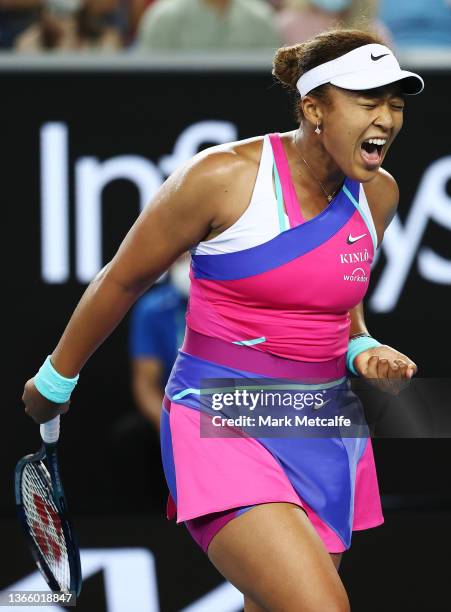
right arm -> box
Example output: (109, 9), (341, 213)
(22, 149), (238, 423)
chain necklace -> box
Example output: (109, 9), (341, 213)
(294, 133), (342, 203)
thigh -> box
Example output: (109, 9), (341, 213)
(243, 553), (344, 612)
(207, 502), (350, 612)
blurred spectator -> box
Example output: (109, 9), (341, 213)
(127, 0), (155, 38)
(0, 0), (42, 48)
(136, 0), (281, 51)
(379, 0), (451, 48)
(128, 253), (190, 432)
(276, 0), (393, 48)
(15, 0), (123, 51)
(266, 0), (283, 9)
(107, 254), (190, 513)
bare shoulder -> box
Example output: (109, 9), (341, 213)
(163, 135), (263, 200)
(188, 135), (264, 181)
(176, 135), (265, 232)
(362, 167), (399, 244)
(136, 135), (265, 251)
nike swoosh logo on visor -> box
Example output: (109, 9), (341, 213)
(371, 53), (390, 61)
(347, 233), (367, 244)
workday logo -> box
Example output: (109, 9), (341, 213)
(344, 267), (368, 283)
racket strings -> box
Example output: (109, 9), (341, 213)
(21, 460), (71, 591)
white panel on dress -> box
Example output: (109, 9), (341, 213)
(191, 135), (287, 256)
(359, 184), (379, 249)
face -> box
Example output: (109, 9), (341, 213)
(314, 84), (405, 182)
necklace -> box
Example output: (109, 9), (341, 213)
(299, 156), (340, 203)
(294, 133), (342, 203)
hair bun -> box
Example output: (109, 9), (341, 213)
(272, 44), (305, 90)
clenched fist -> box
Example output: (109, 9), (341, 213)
(354, 344), (417, 395)
(22, 378), (71, 425)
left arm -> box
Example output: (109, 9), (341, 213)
(349, 170), (417, 380)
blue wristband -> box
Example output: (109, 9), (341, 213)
(34, 355), (79, 404)
(346, 336), (382, 376)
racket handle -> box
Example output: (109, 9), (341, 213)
(40, 415), (60, 444)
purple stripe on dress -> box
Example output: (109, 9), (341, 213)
(191, 180), (356, 281)
(255, 435), (354, 546)
(181, 327), (346, 380)
(160, 406), (178, 504)
(345, 176), (360, 201)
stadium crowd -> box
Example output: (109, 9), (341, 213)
(0, 0), (449, 52)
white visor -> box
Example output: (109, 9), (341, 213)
(296, 44), (424, 98)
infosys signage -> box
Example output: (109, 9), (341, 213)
(37, 119), (451, 313)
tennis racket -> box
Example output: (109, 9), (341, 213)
(14, 415), (82, 596)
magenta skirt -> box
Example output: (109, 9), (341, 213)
(160, 329), (384, 554)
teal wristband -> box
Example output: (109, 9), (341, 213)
(34, 355), (79, 403)
(346, 336), (382, 376)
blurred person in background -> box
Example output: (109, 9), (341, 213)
(266, 0), (284, 9)
(128, 253), (190, 432)
(136, 0), (281, 51)
(15, 0), (122, 51)
(124, 0), (156, 41)
(379, 0), (451, 48)
(276, 0), (393, 48)
(0, 0), (41, 48)
(105, 254), (190, 512)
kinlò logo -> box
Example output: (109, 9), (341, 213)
(339, 248), (370, 265)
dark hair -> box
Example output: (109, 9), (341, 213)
(272, 28), (386, 122)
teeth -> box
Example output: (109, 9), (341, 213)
(365, 138), (387, 146)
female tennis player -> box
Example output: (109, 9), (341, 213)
(22, 29), (422, 612)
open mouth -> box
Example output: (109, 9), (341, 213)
(360, 138), (386, 167)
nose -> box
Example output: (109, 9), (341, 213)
(373, 103), (395, 131)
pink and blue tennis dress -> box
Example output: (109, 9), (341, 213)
(160, 133), (384, 554)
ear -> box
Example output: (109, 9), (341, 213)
(301, 95), (324, 129)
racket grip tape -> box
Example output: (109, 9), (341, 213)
(40, 415), (60, 444)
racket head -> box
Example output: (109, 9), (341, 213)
(14, 444), (82, 596)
